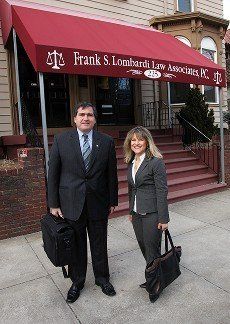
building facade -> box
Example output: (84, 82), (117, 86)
(0, 0), (229, 137)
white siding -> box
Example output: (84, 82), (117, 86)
(0, 23), (12, 136)
(28, 0), (166, 25)
(197, 0), (223, 18)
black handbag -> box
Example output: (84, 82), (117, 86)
(145, 229), (182, 294)
(40, 213), (76, 278)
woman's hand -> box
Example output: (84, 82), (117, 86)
(128, 215), (133, 222)
(158, 223), (168, 231)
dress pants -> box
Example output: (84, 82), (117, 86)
(66, 203), (110, 287)
(132, 212), (162, 265)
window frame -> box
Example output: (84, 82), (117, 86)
(176, 0), (195, 12)
(201, 37), (219, 104)
(169, 36), (193, 106)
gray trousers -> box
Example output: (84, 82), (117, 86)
(132, 212), (162, 265)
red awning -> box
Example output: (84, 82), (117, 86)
(0, 0), (226, 87)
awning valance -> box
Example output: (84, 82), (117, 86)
(0, 0), (226, 87)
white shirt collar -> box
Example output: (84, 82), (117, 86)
(132, 152), (146, 164)
(77, 128), (93, 138)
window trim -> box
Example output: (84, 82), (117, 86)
(200, 37), (219, 104)
(169, 35), (192, 106)
(176, 0), (195, 12)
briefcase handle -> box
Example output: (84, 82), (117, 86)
(164, 229), (175, 253)
(49, 213), (66, 224)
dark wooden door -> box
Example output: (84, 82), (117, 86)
(95, 77), (134, 125)
(44, 74), (71, 127)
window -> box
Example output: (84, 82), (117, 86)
(177, 0), (194, 12)
(201, 37), (218, 104)
(169, 36), (192, 105)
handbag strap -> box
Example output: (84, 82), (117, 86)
(164, 229), (175, 252)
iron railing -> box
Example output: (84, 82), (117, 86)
(19, 98), (43, 147)
(140, 101), (170, 128)
(172, 112), (220, 178)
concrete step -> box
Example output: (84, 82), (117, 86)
(168, 182), (227, 203)
(109, 201), (129, 218)
(157, 142), (184, 151)
(166, 164), (209, 180)
(113, 182), (227, 217)
(118, 173), (219, 200)
(168, 173), (218, 192)
(118, 175), (128, 189)
(163, 149), (191, 159)
(164, 157), (199, 169)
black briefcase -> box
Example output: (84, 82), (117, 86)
(145, 229), (182, 294)
(40, 213), (76, 277)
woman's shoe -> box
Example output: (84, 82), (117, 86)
(149, 293), (160, 303)
(139, 282), (147, 288)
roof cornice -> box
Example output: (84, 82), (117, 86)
(149, 11), (229, 28)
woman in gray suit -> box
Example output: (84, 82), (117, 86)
(124, 126), (169, 303)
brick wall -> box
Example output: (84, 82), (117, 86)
(0, 148), (47, 240)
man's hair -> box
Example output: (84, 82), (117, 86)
(74, 102), (97, 119)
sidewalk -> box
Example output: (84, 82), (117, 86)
(1, 190), (230, 324)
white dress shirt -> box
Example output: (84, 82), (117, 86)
(132, 152), (146, 213)
(77, 129), (93, 155)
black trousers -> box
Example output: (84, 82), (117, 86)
(132, 212), (162, 265)
(66, 203), (110, 286)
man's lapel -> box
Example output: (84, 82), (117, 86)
(69, 129), (85, 173)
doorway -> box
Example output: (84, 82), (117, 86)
(17, 39), (71, 128)
(95, 77), (134, 125)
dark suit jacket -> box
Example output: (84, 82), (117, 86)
(127, 156), (169, 223)
(48, 129), (118, 221)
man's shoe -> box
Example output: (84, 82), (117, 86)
(66, 283), (84, 303)
(139, 282), (147, 289)
(95, 281), (116, 296)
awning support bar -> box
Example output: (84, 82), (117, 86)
(13, 28), (23, 134)
(38, 72), (49, 177)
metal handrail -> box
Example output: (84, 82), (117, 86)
(175, 112), (211, 142)
(172, 111), (220, 179)
(140, 100), (171, 129)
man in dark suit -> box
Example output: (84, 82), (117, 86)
(48, 102), (118, 303)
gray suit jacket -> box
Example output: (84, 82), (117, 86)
(127, 156), (169, 223)
(48, 129), (118, 221)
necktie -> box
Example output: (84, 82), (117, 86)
(82, 134), (91, 170)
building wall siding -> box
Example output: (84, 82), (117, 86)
(197, 0), (223, 18)
(28, 0), (166, 25)
(0, 23), (12, 136)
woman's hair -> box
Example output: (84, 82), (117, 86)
(123, 126), (162, 163)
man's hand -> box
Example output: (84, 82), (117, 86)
(50, 208), (63, 218)
(158, 223), (168, 231)
(128, 215), (132, 222)
(109, 206), (116, 214)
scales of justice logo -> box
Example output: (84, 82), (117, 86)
(46, 50), (65, 70)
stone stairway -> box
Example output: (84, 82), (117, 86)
(112, 131), (227, 218)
